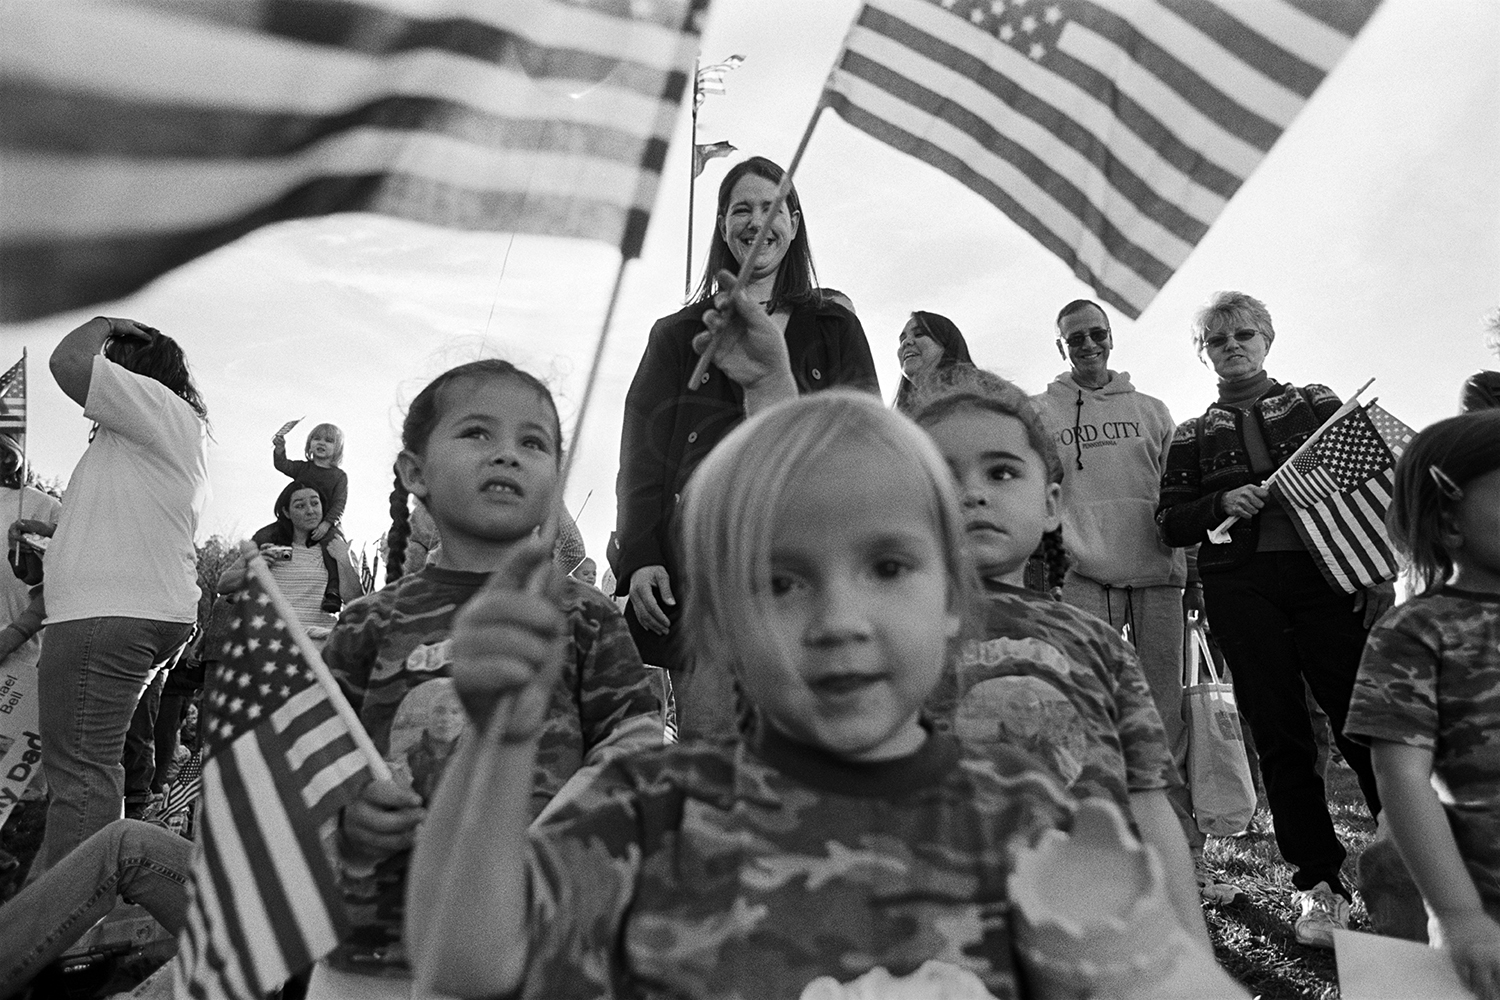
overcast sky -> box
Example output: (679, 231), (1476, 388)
(3, 0), (1496, 575)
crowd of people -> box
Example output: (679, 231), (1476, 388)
(1, 154), (1499, 1000)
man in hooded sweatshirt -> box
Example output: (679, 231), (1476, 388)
(1032, 299), (1230, 897)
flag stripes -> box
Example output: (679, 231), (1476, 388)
(0, 358), (24, 439)
(176, 576), (376, 1000)
(1292, 472), (1396, 592)
(823, 0), (1380, 317)
(1, 0), (707, 320)
(1268, 403), (1413, 594)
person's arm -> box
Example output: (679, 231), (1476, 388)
(325, 534), (365, 602)
(49, 316), (151, 406)
(216, 552), (252, 595)
(407, 544), (566, 995)
(271, 435), (297, 478)
(319, 469), (349, 535)
(0, 587), (45, 660)
(615, 316), (685, 625)
(1373, 740), (1500, 998)
(573, 598), (665, 765)
(1155, 417), (1232, 547)
(1129, 788), (1212, 950)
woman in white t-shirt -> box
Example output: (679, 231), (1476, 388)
(219, 481), (363, 639)
(29, 317), (209, 880)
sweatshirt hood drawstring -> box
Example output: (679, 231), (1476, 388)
(1073, 389), (1085, 470)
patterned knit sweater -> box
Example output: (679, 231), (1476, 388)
(1155, 379), (1340, 573)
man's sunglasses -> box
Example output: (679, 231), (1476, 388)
(1063, 327), (1109, 348)
(1202, 329), (1262, 351)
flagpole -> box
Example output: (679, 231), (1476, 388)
(1206, 378), (1375, 543)
(686, 96), (829, 390)
(240, 542), (392, 780)
(686, 56), (699, 300)
(12, 349), (24, 563)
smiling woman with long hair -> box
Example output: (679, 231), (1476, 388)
(613, 156), (879, 736)
(893, 310), (973, 414)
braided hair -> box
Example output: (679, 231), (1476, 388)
(385, 359), (561, 585)
(908, 365), (1072, 598)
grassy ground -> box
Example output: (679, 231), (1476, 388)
(1199, 759), (1377, 999)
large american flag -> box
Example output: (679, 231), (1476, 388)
(822, 0), (1383, 318)
(0, 356), (24, 442)
(0, 0), (709, 321)
(174, 576), (374, 1000)
(1269, 402), (1415, 594)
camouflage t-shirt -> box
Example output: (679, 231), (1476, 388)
(519, 726), (1076, 999)
(322, 565), (663, 973)
(1345, 589), (1500, 908)
(927, 581), (1177, 811)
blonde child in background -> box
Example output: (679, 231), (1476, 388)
(910, 366), (1209, 947)
(407, 390), (1144, 999)
(272, 421), (348, 542)
(320, 359), (662, 987)
(1346, 410), (1500, 1000)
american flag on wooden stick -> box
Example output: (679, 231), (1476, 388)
(173, 575), (374, 1000)
(0, 0), (710, 321)
(1269, 402), (1415, 594)
(821, 0), (1383, 318)
(0, 356), (25, 443)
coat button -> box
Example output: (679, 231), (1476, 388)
(673, 493), (680, 503)
(700, 373), (709, 384)
(687, 431), (698, 444)
(812, 368), (822, 380)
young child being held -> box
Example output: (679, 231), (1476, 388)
(323, 360), (662, 980)
(272, 420), (348, 542)
(1345, 409), (1500, 999)
(909, 366), (1208, 947)
(408, 390), (1097, 999)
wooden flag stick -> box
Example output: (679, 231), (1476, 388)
(240, 541), (391, 781)
(1206, 378), (1375, 544)
(686, 97), (828, 391)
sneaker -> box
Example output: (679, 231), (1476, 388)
(1195, 860), (1243, 904)
(1293, 881), (1350, 948)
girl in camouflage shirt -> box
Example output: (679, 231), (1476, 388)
(1347, 410), (1500, 999)
(326, 360), (662, 981)
(407, 392), (1099, 999)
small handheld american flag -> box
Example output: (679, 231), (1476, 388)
(173, 571), (378, 1000)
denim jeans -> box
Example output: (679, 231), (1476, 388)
(123, 668), (168, 812)
(31, 616), (197, 880)
(1202, 551), (1381, 893)
(0, 819), (192, 996)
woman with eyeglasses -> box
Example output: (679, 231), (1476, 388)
(1155, 290), (1391, 950)
(893, 310), (973, 414)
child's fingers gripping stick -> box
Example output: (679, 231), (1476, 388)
(449, 530), (567, 741)
(342, 777), (426, 861)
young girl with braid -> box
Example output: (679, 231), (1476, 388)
(320, 359), (661, 986)
(911, 366), (1208, 945)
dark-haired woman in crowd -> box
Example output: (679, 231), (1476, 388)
(613, 155), (878, 737)
(1156, 291), (1390, 949)
(218, 480), (364, 638)
(892, 310), (973, 414)
(28, 317), (209, 880)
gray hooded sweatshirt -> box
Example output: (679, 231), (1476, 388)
(1032, 371), (1186, 588)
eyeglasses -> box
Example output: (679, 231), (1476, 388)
(1063, 327), (1109, 348)
(1202, 329), (1262, 351)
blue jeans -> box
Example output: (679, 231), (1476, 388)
(0, 819), (192, 996)
(31, 617), (197, 879)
